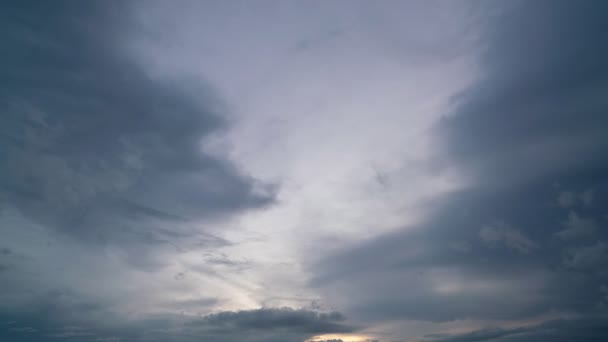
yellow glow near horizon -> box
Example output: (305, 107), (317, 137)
(306, 333), (375, 342)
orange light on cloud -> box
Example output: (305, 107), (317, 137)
(307, 333), (376, 342)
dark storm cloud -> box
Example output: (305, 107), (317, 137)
(437, 0), (608, 187)
(188, 308), (355, 334)
(311, 0), (608, 325)
(164, 297), (220, 311)
(424, 317), (608, 342)
(0, 2), (280, 339)
(311, 186), (586, 322)
(0, 308), (355, 342)
(0, 1), (274, 245)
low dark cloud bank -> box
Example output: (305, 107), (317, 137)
(312, 0), (608, 334)
(425, 317), (608, 342)
(189, 308), (354, 333)
(0, 308), (355, 342)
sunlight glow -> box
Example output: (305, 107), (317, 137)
(307, 333), (375, 342)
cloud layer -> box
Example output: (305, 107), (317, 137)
(1, 1), (273, 244)
(310, 0), (608, 336)
(1, 1), (607, 341)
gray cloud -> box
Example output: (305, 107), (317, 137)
(479, 222), (537, 254)
(202, 252), (253, 272)
(2, 1), (608, 341)
(424, 317), (608, 342)
(1, 1), (270, 238)
(310, 0), (608, 325)
(0, 1), (274, 249)
(164, 297), (220, 311)
(436, 1), (608, 187)
(0, 307), (356, 342)
(563, 242), (608, 273)
(555, 211), (598, 240)
(188, 308), (356, 334)
(557, 189), (594, 208)
(0, 2), (282, 340)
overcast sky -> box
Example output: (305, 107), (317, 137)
(1, 1), (608, 341)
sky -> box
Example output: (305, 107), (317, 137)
(1, 1), (607, 341)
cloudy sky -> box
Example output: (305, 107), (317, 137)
(1, 1), (607, 341)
